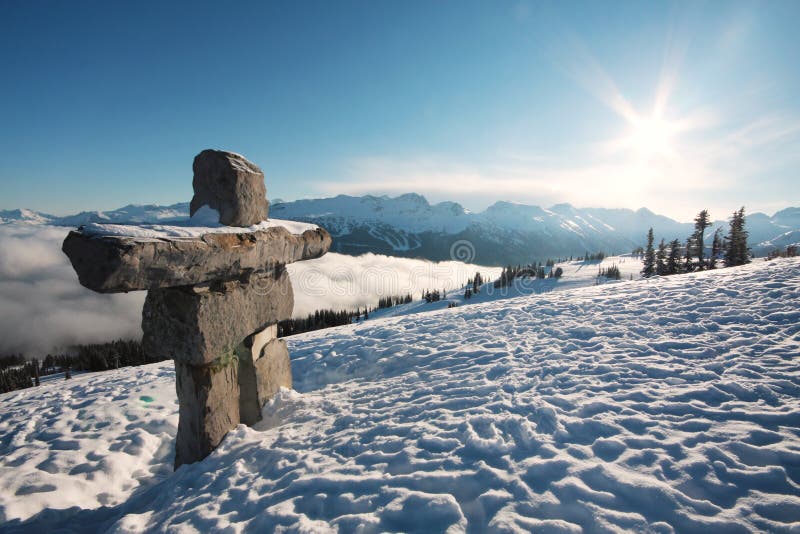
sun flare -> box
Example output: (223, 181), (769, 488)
(625, 115), (677, 160)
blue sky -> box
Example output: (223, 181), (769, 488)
(1, 0), (798, 221)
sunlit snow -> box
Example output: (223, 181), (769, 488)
(1, 258), (798, 531)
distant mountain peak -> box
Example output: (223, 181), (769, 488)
(396, 192), (429, 204)
(3, 193), (797, 265)
(0, 208), (53, 224)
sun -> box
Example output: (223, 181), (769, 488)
(625, 115), (677, 161)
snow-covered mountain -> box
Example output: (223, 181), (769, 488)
(270, 195), (800, 264)
(0, 204), (190, 227)
(2, 258), (799, 531)
(3, 194), (798, 265)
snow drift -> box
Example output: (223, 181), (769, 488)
(1, 258), (799, 532)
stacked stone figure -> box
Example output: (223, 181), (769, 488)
(63, 150), (331, 468)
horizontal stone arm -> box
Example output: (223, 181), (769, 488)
(62, 226), (331, 293)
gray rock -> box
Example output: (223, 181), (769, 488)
(142, 269), (293, 367)
(254, 338), (291, 408)
(174, 360), (240, 469)
(62, 226), (331, 293)
(190, 149), (269, 226)
(238, 325), (291, 426)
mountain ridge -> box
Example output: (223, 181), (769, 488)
(2, 194), (798, 265)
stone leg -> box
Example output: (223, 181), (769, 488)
(238, 324), (292, 426)
(255, 337), (292, 408)
(174, 359), (240, 469)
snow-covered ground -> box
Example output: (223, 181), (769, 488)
(1, 259), (799, 532)
(361, 255), (642, 323)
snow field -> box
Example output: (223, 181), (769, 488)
(1, 258), (799, 532)
(362, 254), (642, 322)
(0, 365), (177, 525)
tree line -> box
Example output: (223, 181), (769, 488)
(0, 339), (160, 394)
(278, 308), (364, 337)
(642, 207), (750, 277)
(598, 264), (621, 280)
(377, 293), (413, 309)
(278, 293), (413, 337)
(493, 262), (565, 289)
(767, 245), (798, 259)
(464, 271), (484, 299)
(423, 289), (446, 303)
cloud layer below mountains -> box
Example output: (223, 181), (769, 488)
(0, 224), (499, 357)
(288, 252), (500, 318)
(0, 224), (146, 356)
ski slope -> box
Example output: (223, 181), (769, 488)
(1, 259), (799, 532)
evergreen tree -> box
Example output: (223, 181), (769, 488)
(656, 239), (667, 276)
(667, 239), (681, 275)
(693, 209), (711, 269)
(472, 272), (482, 293)
(642, 228), (656, 277)
(684, 237), (695, 272)
(724, 206), (750, 267)
(710, 228), (723, 269)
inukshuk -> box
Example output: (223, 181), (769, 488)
(62, 150), (331, 468)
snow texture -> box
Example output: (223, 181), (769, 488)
(78, 206), (316, 239)
(1, 259), (799, 532)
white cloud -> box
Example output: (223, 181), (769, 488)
(288, 253), (501, 317)
(0, 224), (145, 356)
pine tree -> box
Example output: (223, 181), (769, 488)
(693, 209), (711, 269)
(667, 239), (681, 275)
(642, 228), (656, 277)
(684, 236), (695, 272)
(724, 206), (750, 267)
(656, 239), (667, 276)
(710, 228), (723, 269)
(472, 272), (482, 293)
